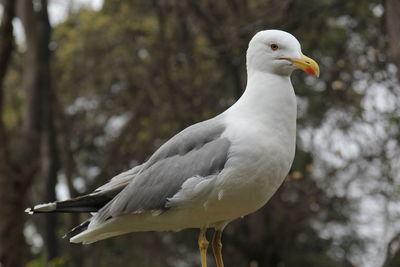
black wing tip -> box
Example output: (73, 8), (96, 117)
(62, 220), (90, 239)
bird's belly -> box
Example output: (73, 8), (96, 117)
(140, 171), (287, 231)
(197, 152), (291, 225)
(211, 175), (282, 220)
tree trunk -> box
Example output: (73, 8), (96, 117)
(383, 0), (400, 264)
(35, 0), (60, 262)
(0, 169), (29, 267)
(385, 0), (400, 76)
(0, 0), (57, 266)
(0, 1), (27, 266)
(18, 0), (59, 262)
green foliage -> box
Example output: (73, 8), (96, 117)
(27, 256), (67, 267)
(2, 51), (24, 131)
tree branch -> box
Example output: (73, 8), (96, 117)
(0, 0), (15, 157)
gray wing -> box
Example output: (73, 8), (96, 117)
(94, 164), (144, 193)
(95, 117), (231, 222)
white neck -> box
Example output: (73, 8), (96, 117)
(229, 70), (297, 129)
(222, 69), (298, 174)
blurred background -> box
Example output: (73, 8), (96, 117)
(0, 0), (399, 266)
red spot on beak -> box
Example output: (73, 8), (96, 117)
(306, 67), (315, 75)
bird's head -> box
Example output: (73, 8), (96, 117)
(247, 30), (319, 77)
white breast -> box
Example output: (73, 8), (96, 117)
(203, 71), (298, 221)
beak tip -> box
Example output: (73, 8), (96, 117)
(290, 55), (320, 78)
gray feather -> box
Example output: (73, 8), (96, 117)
(95, 117), (230, 222)
(94, 164), (144, 193)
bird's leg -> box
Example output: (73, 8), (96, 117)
(212, 230), (224, 267)
(198, 228), (209, 267)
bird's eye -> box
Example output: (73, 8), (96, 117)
(270, 44), (279, 51)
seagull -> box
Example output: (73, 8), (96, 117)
(26, 30), (319, 267)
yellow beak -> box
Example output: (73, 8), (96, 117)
(282, 54), (320, 77)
